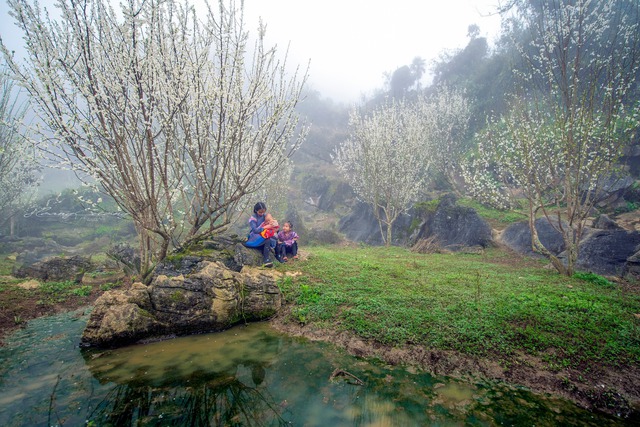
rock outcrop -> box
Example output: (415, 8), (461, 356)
(411, 194), (492, 251)
(338, 201), (414, 246)
(499, 218), (566, 257)
(81, 234), (285, 348)
(13, 255), (92, 283)
(499, 217), (640, 279)
(81, 261), (283, 348)
(573, 229), (640, 278)
(338, 194), (492, 250)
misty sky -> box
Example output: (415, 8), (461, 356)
(1, 0), (503, 103)
(244, 0), (503, 102)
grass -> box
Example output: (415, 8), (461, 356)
(29, 280), (95, 304)
(457, 198), (527, 228)
(0, 249), (125, 343)
(277, 245), (640, 372)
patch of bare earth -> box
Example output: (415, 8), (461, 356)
(0, 273), (129, 346)
(270, 310), (640, 420)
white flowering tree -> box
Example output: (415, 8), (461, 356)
(0, 67), (39, 235)
(333, 98), (432, 245)
(464, 0), (640, 275)
(422, 86), (471, 193)
(1, 0), (308, 275)
(334, 91), (471, 245)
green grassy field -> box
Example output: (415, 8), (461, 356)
(276, 245), (640, 372)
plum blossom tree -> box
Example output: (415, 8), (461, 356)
(422, 86), (471, 193)
(1, 0), (308, 275)
(463, 0), (640, 275)
(334, 89), (470, 245)
(333, 98), (431, 245)
(0, 67), (39, 235)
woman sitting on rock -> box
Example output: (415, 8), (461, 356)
(245, 202), (277, 267)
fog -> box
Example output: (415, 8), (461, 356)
(1, 0), (502, 104)
(243, 0), (502, 103)
(0, 0), (502, 194)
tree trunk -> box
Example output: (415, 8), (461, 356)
(529, 212), (568, 276)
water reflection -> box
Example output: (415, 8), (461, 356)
(82, 327), (287, 426)
(0, 310), (635, 426)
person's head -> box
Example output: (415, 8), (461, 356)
(283, 221), (293, 232)
(264, 213), (274, 223)
(253, 202), (267, 216)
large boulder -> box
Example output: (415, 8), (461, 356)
(499, 218), (566, 257)
(411, 194), (492, 250)
(573, 229), (640, 278)
(594, 174), (635, 210)
(338, 195), (492, 250)
(13, 255), (92, 283)
(153, 233), (270, 277)
(338, 201), (413, 245)
(9, 237), (77, 266)
(82, 233), (285, 348)
(499, 218), (640, 278)
(81, 260), (283, 348)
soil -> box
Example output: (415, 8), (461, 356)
(0, 273), (130, 346)
(270, 308), (640, 421)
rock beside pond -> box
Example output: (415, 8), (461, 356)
(81, 260), (283, 348)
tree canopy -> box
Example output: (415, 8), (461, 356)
(1, 0), (308, 275)
(464, 0), (640, 275)
(0, 66), (39, 233)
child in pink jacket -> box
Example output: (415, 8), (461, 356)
(276, 221), (299, 262)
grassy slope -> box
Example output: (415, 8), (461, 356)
(277, 245), (640, 373)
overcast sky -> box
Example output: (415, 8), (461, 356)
(243, 0), (503, 103)
(1, 0), (503, 104)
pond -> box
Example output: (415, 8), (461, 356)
(0, 309), (633, 426)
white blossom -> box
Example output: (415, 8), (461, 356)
(465, 0), (640, 275)
(1, 0), (308, 271)
(333, 91), (470, 244)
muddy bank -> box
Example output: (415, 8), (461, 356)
(270, 311), (640, 420)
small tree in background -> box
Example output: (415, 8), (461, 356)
(1, 0), (308, 276)
(334, 98), (430, 245)
(334, 89), (472, 245)
(464, 0), (640, 276)
(422, 86), (471, 194)
(0, 67), (39, 235)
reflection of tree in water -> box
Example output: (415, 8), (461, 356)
(81, 329), (287, 426)
(86, 363), (287, 426)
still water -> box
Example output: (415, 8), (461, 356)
(0, 309), (632, 426)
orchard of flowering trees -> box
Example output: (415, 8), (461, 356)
(463, 0), (640, 275)
(1, 0), (308, 276)
(334, 0), (639, 276)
